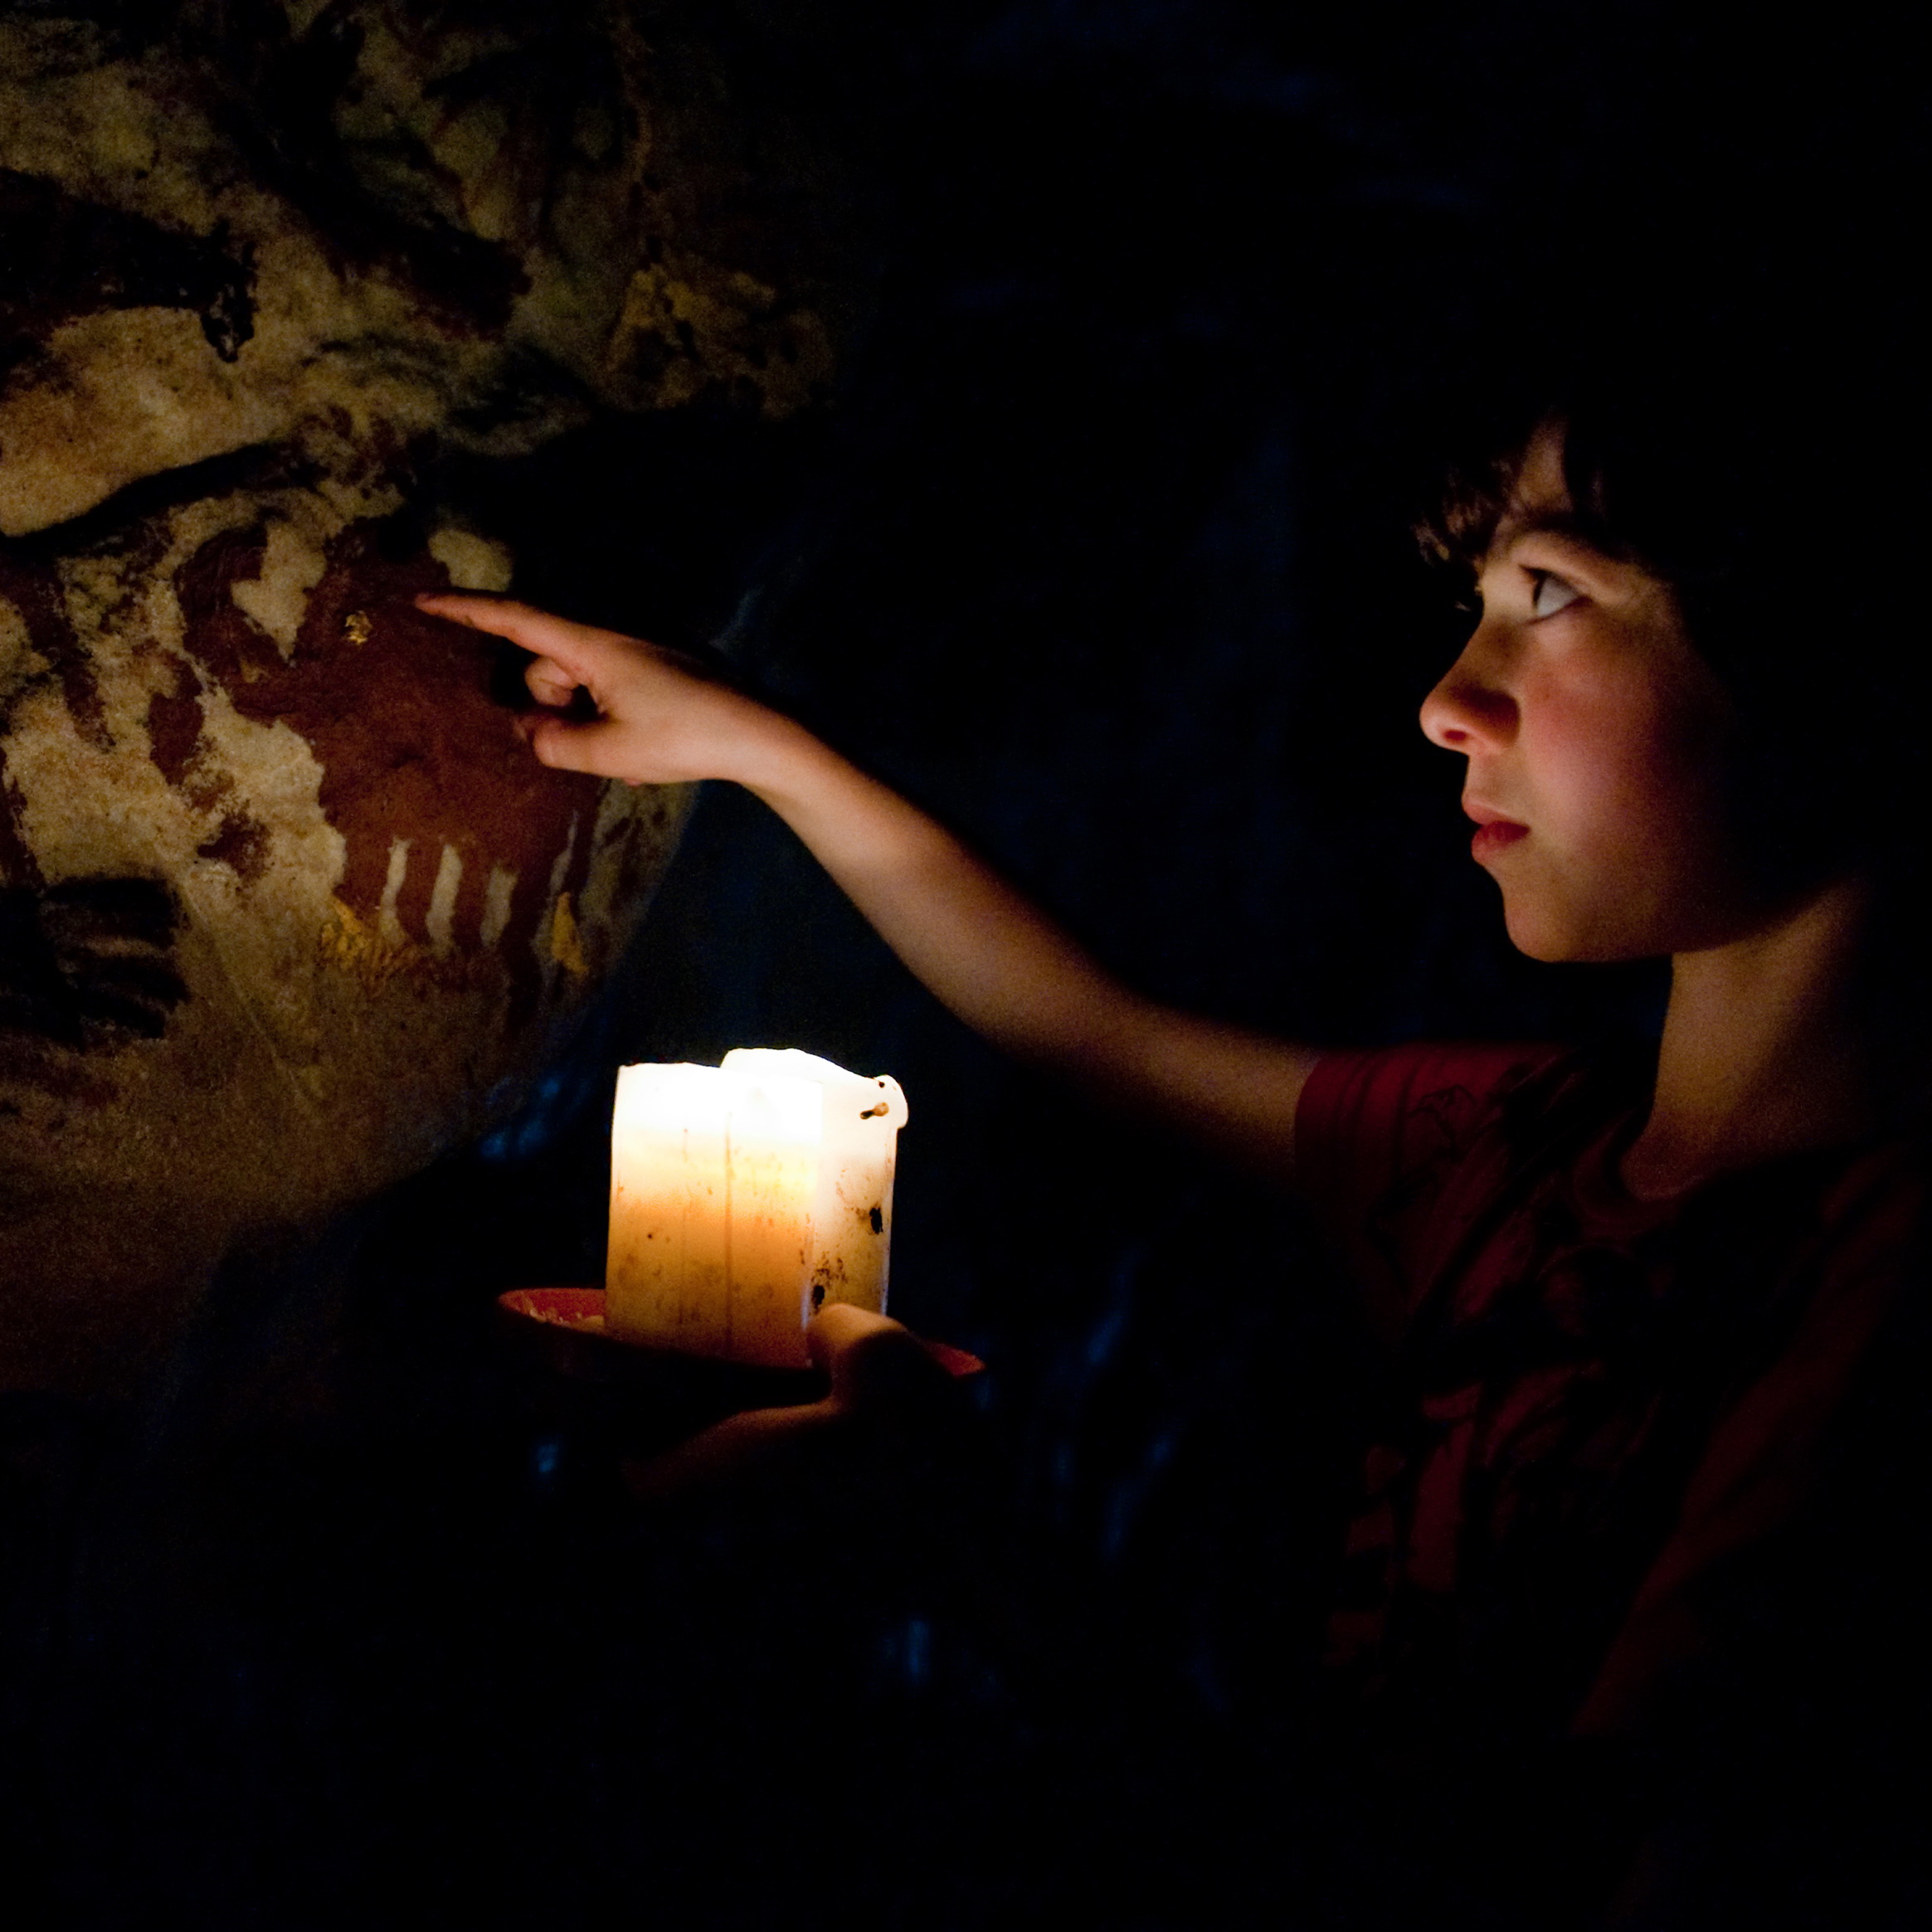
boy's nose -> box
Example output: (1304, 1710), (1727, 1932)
(1419, 633), (1517, 753)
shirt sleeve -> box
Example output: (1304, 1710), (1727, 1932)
(1294, 1040), (1563, 1331)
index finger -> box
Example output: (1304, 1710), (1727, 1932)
(413, 594), (644, 682)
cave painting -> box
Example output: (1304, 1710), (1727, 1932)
(2, 7), (848, 1392)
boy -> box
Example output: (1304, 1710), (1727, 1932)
(420, 370), (1929, 1920)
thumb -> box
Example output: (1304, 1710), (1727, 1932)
(808, 1307), (956, 1421)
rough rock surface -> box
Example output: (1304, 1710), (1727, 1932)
(1, 5), (852, 1391)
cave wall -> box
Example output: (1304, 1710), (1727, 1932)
(0, 1), (859, 1389)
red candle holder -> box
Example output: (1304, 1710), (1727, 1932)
(495, 1287), (983, 1462)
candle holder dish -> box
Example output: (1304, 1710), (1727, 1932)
(494, 1287), (981, 1463)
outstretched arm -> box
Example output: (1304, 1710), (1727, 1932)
(420, 595), (1320, 1179)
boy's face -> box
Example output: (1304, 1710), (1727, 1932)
(1419, 426), (1750, 963)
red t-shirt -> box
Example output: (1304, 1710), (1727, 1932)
(1295, 1041), (1927, 1754)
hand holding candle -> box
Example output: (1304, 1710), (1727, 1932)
(606, 1049), (909, 1368)
(618, 1302), (976, 1506)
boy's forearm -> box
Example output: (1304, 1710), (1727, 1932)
(734, 719), (1136, 1064)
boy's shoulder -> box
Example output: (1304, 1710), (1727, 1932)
(1298, 1037), (1597, 1160)
(1294, 1037), (1654, 1329)
(1298, 1034), (1932, 1348)
(1297, 1033), (1628, 1202)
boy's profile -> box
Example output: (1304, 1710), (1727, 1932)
(420, 306), (1930, 1923)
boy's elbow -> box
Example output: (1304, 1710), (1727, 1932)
(1039, 985), (1171, 1088)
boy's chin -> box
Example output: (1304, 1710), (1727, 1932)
(1501, 898), (1649, 966)
(1500, 890), (1565, 962)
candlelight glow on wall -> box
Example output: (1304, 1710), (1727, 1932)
(606, 1050), (909, 1367)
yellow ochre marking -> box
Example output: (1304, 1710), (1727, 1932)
(319, 895), (434, 990)
(343, 611), (373, 646)
(549, 892), (589, 977)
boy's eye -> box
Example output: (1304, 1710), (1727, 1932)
(1528, 569), (1582, 618)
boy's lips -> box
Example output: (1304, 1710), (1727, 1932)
(1463, 800), (1529, 860)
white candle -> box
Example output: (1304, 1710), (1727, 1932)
(606, 1049), (909, 1367)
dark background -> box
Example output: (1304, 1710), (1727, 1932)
(9, 5), (1923, 1926)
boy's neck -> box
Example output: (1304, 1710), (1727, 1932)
(1623, 875), (1875, 1202)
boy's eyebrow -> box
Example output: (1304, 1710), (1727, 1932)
(1493, 506), (1595, 547)
(1485, 506), (1624, 567)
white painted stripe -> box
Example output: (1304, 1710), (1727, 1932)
(425, 842), (463, 956)
(481, 865), (517, 950)
(377, 838), (410, 948)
